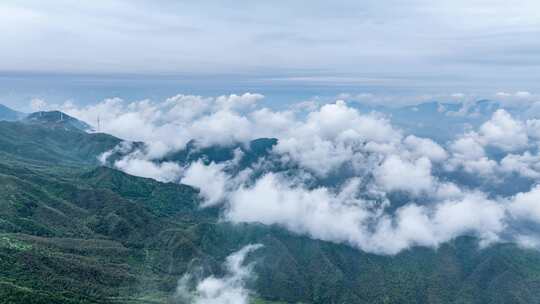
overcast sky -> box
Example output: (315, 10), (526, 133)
(1, 0), (540, 106)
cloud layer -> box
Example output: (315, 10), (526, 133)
(58, 93), (540, 254)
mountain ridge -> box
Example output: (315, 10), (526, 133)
(0, 104), (25, 121)
(23, 110), (94, 132)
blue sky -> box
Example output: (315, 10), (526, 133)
(1, 0), (540, 110)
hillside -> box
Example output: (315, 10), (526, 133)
(0, 104), (25, 122)
(1, 118), (540, 304)
(23, 110), (93, 132)
(0, 120), (119, 166)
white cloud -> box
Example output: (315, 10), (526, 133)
(227, 174), (373, 247)
(225, 172), (508, 255)
(526, 119), (540, 139)
(188, 111), (253, 147)
(30, 98), (48, 111)
(478, 109), (528, 151)
(446, 134), (497, 176)
(446, 109), (533, 177)
(274, 100), (402, 176)
(215, 93), (264, 112)
(98, 140), (184, 182)
(500, 152), (540, 179)
(289, 100), (320, 112)
(175, 244), (262, 304)
(369, 194), (505, 253)
(509, 185), (540, 223)
(63, 94), (270, 155)
(88, 97), (410, 185)
(182, 161), (230, 207)
(374, 155), (434, 195)
(495, 92), (512, 98)
(451, 93), (466, 99)
(248, 108), (296, 137)
(114, 156), (182, 183)
(516, 91), (533, 98)
(403, 135), (448, 162)
(515, 234), (540, 250)
(163, 94), (212, 122)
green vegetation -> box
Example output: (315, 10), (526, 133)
(0, 235), (32, 251)
(1, 119), (540, 303)
(251, 299), (291, 304)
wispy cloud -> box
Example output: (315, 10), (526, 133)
(175, 244), (263, 304)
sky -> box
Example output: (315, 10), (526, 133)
(1, 0), (540, 109)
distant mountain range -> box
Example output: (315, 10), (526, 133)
(23, 110), (93, 132)
(0, 104), (25, 121)
(0, 104), (95, 133)
(353, 99), (502, 142)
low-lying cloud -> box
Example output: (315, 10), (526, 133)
(57, 93), (540, 254)
(175, 244), (262, 304)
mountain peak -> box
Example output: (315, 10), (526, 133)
(0, 104), (25, 121)
(23, 110), (93, 132)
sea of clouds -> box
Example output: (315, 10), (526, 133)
(51, 93), (540, 255)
